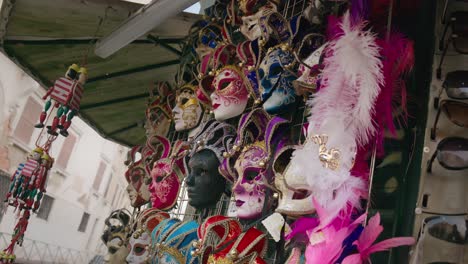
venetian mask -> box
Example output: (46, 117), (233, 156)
(187, 120), (236, 209)
(102, 209), (132, 264)
(149, 140), (188, 211)
(105, 236), (130, 263)
(187, 150), (226, 209)
(293, 41), (326, 96)
(151, 219), (199, 264)
(239, 0), (278, 41)
(144, 82), (174, 138)
(232, 141), (270, 220)
(125, 136), (166, 208)
(276, 132), (364, 222)
(125, 146), (152, 207)
(206, 227), (268, 264)
(229, 113), (288, 220)
(211, 66), (250, 121)
(187, 216), (243, 264)
(127, 209), (170, 264)
(127, 231), (151, 264)
(172, 85), (203, 132)
(195, 24), (223, 61)
(239, 0), (278, 15)
(258, 46), (297, 114)
(240, 9), (270, 41)
(274, 146), (315, 216)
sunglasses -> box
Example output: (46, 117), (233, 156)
(427, 137), (468, 172)
(412, 215), (467, 264)
(437, 11), (468, 79)
(434, 71), (468, 108)
(430, 100), (468, 140)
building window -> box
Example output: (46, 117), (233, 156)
(92, 161), (107, 192)
(111, 188), (119, 207)
(103, 173), (113, 199)
(78, 212), (90, 232)
(14, 97), (41, 145)
(36, 195), (54, 221)
(56, 133), (77, 170)
(0, 171), (10, 223)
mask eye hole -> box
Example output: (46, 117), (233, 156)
(132, 170), (142, 183)
(134, 246), (145, 254)
(269, 63), (283, 77)
(109, 247), (118, 254)
(219, 81), (230, 90)
(243, 167), (260, 181)
(258, 69), (265, 79)
(292, 189), (312, 200)
(180, 97), (189, 105)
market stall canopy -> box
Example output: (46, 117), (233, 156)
(0, 0), (201, 146)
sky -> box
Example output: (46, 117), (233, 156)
(123, 0), (201, 14)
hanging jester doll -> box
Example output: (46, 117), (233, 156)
(3, 147), (54, 214)
(35, 64), (88, 137)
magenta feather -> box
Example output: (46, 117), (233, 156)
(286, 217), (319, 240)
(356, 213), (384, 251)
(373, 32), (414, 155)
(366, 237), (416, 254)
(305, 201), (367, 264)
(342, 213), (416, 263)
(341, 254), (362, 264)
(305, 227), (348, 264)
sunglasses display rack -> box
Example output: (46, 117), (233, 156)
(412, 1), (468, 263)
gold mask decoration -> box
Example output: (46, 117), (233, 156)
(310, 134), (341, 171)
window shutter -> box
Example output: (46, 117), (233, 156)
(36, 195), (54, 220)
(92, 161), (106, 191)
(56, 133), (77, 169)
(78, 212), (90, 232)
(0, 172), (10, 223)
(14, 97), (41, 144)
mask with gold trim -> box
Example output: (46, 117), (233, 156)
(102, 209), (132, 264)
(127, 209), (170, 264)
(145, 82), (174, 138)
(172, 85), (203, 132)
(150, 219), (199, 264)
(229, 110), (289, 219)
(207, 227), (268, 264)
(149, 139), (190, 211)
(187, 215), (242, 264)
(125, 136), (168, 208)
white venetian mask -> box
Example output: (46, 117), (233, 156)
(172, 86), (203, 132)
(126, 232), (151, 264)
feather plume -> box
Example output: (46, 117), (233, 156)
(342, 213), (416, 264)
(305, 226), (348, 264)
(289, 12), (381, 221)
(305, 201), (367, 264)
(373, 32), (414, 154)
(308, 11), (383, 147)
(350, 0), (370, 23)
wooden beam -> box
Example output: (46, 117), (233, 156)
(87, 59), (179, 83)
(80, 93), (150, 110)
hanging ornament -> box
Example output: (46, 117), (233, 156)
(35, 64), (88, 137)
(0, 210), (30, 263)
(1, 145), (54, 263)
(3, 147), (54, 213)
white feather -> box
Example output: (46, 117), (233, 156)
(287, 12), (381, 222)
(307, 11), (383, 146)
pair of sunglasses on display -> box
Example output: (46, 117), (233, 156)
(437, 11), (468, 79)
(412, 215), (467, 264)
(427, 137), (468, 172)
(431, 71), (468, 140)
